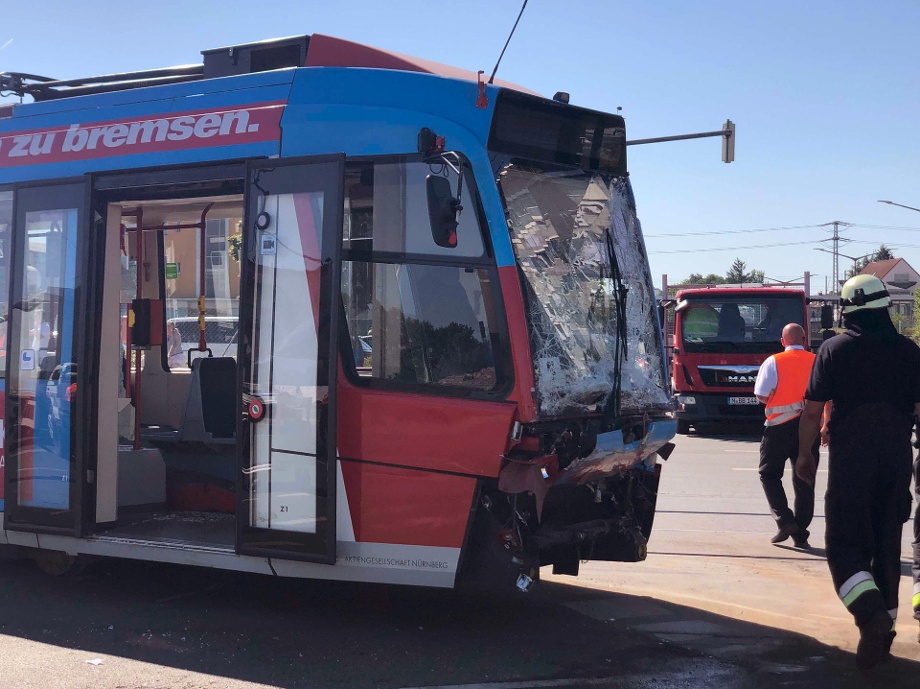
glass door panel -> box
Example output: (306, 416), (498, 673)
(0, 191), (11, 513)
(239, 156), (343, 562)
(5, 183), (86, 533)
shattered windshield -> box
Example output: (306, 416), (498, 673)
(495, 162), (670, 417)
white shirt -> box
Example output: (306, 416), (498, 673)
(753, 344), (805, 398)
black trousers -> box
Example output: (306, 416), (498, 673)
(913, 451), (920, 620)
(759, 416), (819, 538)
(825, 404), (913, 627)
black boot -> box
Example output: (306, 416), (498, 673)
(857, 611), (895, 671)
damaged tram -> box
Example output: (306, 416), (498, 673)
(0, 34), (675, 591)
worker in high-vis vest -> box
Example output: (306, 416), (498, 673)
(797, 274), (920, 670)
(754, 322), (819, 549)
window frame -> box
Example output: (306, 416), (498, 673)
(0, 185), (12, 381)
(338, 155), (513, 401)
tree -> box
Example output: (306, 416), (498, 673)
(678, 272), (726, 285)
(726, 258), (747, 283)
(679, 258), (764, 286)
(906, 288), (920, 345)
(724, 258), (765, 284)
(228, 232), (242, 262)
(845, 245), (895, 279)
(726, 258), (746, 283)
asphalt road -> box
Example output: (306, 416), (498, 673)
(2, 426), (920, 688)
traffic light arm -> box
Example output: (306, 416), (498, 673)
(627, 119), (736, 163)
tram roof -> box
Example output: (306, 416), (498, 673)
(0, 33), (535, 106)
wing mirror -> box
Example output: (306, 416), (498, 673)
(426, 175), (460, 248)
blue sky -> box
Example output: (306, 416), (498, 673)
(2, 0), (918, 292)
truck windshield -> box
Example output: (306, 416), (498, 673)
(494, 161), (670, 417)
(678, 294), (805, 354)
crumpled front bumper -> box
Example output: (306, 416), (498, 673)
(553, 419), (677, 485)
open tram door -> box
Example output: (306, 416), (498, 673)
(3, 182), (91, 536)
(237, 156), (344, 563)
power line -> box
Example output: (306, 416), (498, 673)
(847, 224), (920, 231)
(645, 223), (822, 238)
(644, 223), (920, 240)
(649, 239), (819, 254)
(847, 239), (920, 249)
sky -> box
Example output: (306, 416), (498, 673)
(2, 0), (918, 294)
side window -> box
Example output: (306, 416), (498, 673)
(160, 214), (242, 369)
(0, 191), (10, 377)
(341, 158), (506, 393)
(343, 261), (500, 389)
(342, 159), (485, 258)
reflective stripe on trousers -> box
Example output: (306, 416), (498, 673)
(839, 571), (879, 608)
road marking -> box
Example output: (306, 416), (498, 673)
(732, 467), (828, 473)
(401, 679), (634, 688)
(400, 668), (733, 689)
(403, 677), (614, 689)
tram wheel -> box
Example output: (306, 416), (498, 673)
(32, 551), (86, 576)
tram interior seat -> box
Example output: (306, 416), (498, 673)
(130, 355), (237, 515)
(178, 356), (237, 443)
(140, 346), (193, 430)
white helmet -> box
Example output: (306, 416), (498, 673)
(840, 274), (891, 314)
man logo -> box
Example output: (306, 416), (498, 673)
(726, 374), (757, 383)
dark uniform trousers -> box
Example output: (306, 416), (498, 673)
(913, 450), (920, 621)
(759, 415), (820, 538)
(826, 403), (913, 626)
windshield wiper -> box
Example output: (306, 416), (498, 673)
(602, 227), (628, 421)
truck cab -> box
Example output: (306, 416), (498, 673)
(670, 287), (808, 433)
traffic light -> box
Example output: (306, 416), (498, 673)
(722, 119), (735, 164)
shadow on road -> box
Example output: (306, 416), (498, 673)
(2, 557), (920, 688)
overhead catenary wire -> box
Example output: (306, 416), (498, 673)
(846, 240), (920, 250)
(647, 222), (920, 251)
(847, 224), (920, 231)
(650, 239), (820, 254)
(645, 223), (920, 239)
(644, 223), (822, 238)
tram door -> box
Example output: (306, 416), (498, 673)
(4, 183), (90, 535)
(237, 156), (344, 563)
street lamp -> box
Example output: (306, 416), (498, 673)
(878, 199), (920, 214)
(813, 247), (872, 285)
(814, 247), (870, 263)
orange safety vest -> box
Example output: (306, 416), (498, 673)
(764, 348), (815, 427)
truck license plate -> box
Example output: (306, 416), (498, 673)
(728, 396), (759, 405)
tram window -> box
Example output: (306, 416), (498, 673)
(342, 261), (501, 391)
(342, 159), (485, 258)
(21, 211), (73, 376)
(161, 215), (242, 369)
(0, 191), (10, 377)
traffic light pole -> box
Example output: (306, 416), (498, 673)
(627, 119), (736, 163)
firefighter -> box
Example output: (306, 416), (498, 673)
(754, 323), (819, 548)
(797, 274), (920, 670)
